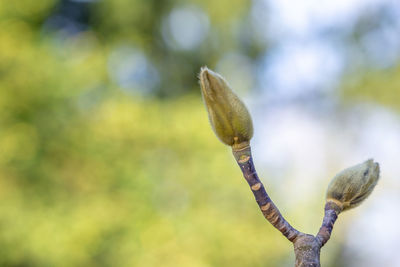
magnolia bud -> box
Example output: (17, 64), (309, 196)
(326, 159), (380, 211)
(199, 67), (253, 149)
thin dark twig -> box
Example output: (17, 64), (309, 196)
(232, 145), (300, 242)
(316, 202), (342, 247)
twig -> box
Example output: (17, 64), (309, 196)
(316, 201), (342, 247)
(232, 145), (342, 267)
(232, 145), (300, 242)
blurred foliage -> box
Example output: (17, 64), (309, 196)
(1, 92), (294, 266)
(0, 0), (288, 266)
(0, 0), (395, 266)
(342, 65), (400, 111)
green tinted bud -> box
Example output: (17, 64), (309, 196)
(326, 159), (380, 211)
(199, 67), (253, 148)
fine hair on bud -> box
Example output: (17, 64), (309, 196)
(199, 67), (253, 148)
(326, 159), (380, 211)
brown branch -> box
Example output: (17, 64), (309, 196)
(232, 145), (300, 242)
(232, 145), (345, 267)
(292, 201), (342, 267)
(293, 234), (321, 267)
(316, 201), (342, 247)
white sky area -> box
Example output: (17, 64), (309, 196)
(251, 0), (400, 98)
(162, 6), (209, 51)
(108, 46), (159, 94)
(248, 0), (400, 266)
(258, 41), (343, 98)
(261, 0), (387, 37)
(250, 102), (400, 267)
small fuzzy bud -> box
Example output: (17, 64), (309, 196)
(199, 67), (253, 148)
(326, 159), (380, 211)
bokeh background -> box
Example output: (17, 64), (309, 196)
(1, 0), (399, 266)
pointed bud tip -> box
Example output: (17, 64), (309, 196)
(199, 66), (208, 81)
(200, 66), (209, 74)
(199, 66), (217, 78)
(199, 67), (226, 96)
(199, 66), (214, 83)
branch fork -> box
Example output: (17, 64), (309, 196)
(199, 67), (380, 267)
(233, 145), (343, 267)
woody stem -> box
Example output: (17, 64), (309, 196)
(232, 145), (300, 242)
(316, 201), (342, 247)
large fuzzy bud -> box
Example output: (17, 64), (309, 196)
(199, 67), (253, 149)
(326, 159), (380, 211)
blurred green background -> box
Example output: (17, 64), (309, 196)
(0, 0), (399, 266)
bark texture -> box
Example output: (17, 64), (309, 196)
(232, 145), (342, 267)
(316, 202), (342, 247)
(293, 234), (321, 267)
(232, 145), (300, 242)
